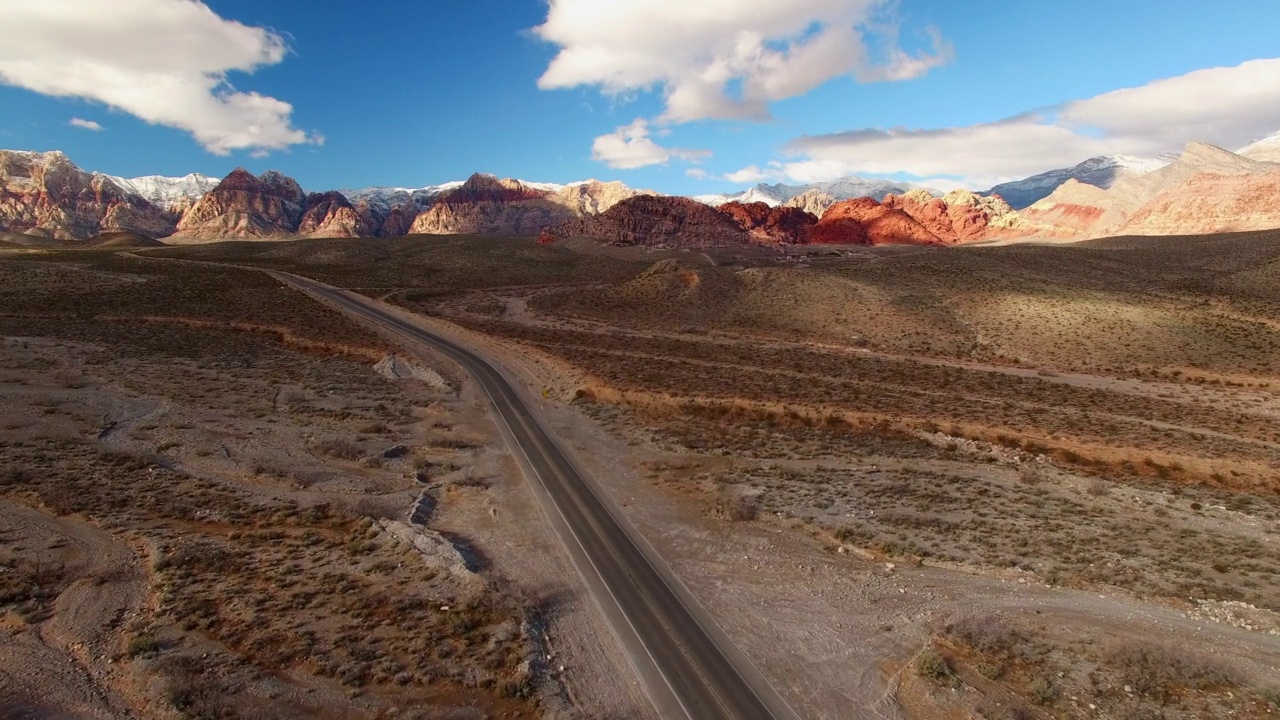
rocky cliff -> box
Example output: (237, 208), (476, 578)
(782, 190), (837, 218)
(171, 168), (307, 241)
(0, 150), (174, 240)
(718, 201), (817, 244)
(408, 174), (577, 235)
(882, 189), (1030, 244)
(810, 197), (943, 246)
(297, 191), (372, 238)
(547, 195), (750, 247)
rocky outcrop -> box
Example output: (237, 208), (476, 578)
(171, 168), (307, 240)
(810, 197), (942, 246)
(782, 190), (837, 218)
(0, 150), (174, 240)
(408, 174), (577, 235)
(297, 191), (371, 238)
(717, 201), (817, 244)
(551, 179), (651, 216)
(882, 188), (1030, 244)
(547, 195), (750, 247)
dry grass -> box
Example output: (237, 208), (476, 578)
(0, 251), (537, 717)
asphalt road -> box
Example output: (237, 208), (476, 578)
(279, 273), (800, 720)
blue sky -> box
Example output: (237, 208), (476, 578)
(1, 0), (1279, 195)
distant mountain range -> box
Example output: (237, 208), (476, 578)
(1, 132), (1279, 246)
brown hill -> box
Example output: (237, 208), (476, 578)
(718, 201), (817, 244)
(171, 168), (307, 241)
(0, 150), (174, 240)
(83, 231), (162, 248)
(548, 195), (750, 247)
(811, 197), (942, 246)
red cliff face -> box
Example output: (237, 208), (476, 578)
(407, 173), (576, 235)
(172, 168), (308, 240)
(547, 195), (750, 247)
(883, 189), (1026, 244)
(810, 197), (942, 246)
(717, 201), (817, 244)
(0, 150), (174, 240)
(297, 191), (372, 238)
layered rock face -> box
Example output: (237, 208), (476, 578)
(0, 150), (174, 240)
(297, 191), (372, 238)
(171, 168), (307, 240)
(408, 174), (577, 235)
(810, 197), (942, 246)
(717, 201), (817, 244)
(547, 195), (750, 247)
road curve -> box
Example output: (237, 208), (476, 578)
(277, 272), (801, 720)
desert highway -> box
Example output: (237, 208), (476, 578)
(277, 272), (803, 720)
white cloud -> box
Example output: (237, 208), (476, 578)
(534, 0), (951, 124)
(783, 58), (1280, 188)
(591, 118), (710, 169)
(723, 165), (773, 184)
(0, 0), (319, 155)
(685, 168), (708, 180)
(69, 117), (102, 131)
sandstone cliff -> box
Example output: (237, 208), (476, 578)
(782, 189), (837, 218)
(717, 201), (817, 244)
(883, 188), (1031, 244)
(547, 195), (750, 247)
(811, 197), (942, 246)
(297, 191), (372, 238)
(0, 150), (174, 240)
(171, 168), (307, 241)
(408, 174), (576, 235)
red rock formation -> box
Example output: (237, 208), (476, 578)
(172, 168), (308, 240)
(409, 173), (576, 235)
(882, 189), (1028, 244)
(536, 229), (556, 244)
(717, 201), (817, 244)
(0, 150), (174, 240)
(547, 195), (750, 247)
(811, 197), (942, 246)
(297, 191), (371, 238)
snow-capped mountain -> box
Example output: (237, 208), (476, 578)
(1238, 131), (1280, 162)
(985, 155), (1172, 209)
(693, 177), (934, 208)
(106, 173), (218, 212)
(340, 182), (465, 215)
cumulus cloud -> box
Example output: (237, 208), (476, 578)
(69, 118), (103, 131)
(0, 0), (319, 155)
(534, 0), (951, 124)
(591, 118), (710, 169)
(783, 58), (1280, 188)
